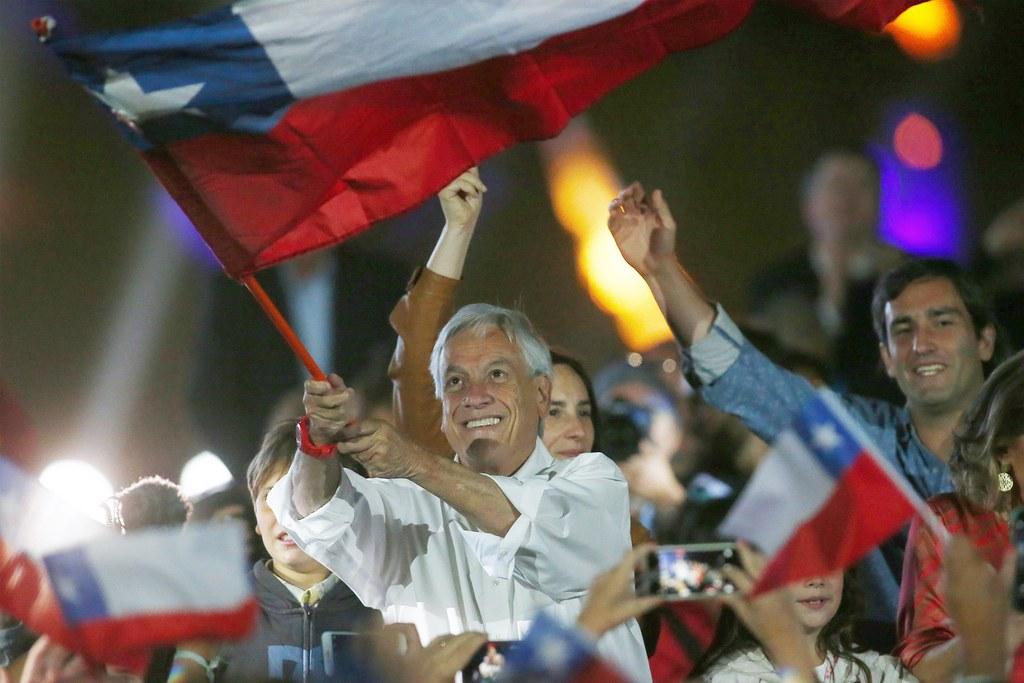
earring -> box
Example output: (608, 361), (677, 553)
(999, 469), (1015, 493)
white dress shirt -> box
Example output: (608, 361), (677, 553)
(268, 438), (651, 683)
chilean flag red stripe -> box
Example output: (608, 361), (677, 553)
(45, 0), (925, 278)
(753, 455), (920, 594)
(719, 390), (938, 596)
(142, 0), (757, 276)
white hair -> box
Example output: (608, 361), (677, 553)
(429, 303), (553, 398)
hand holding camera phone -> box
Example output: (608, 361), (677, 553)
(460, 640), (518, 682)
(636, 542), (739, 600)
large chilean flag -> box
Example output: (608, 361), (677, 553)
(719, 389), (941, 595)
(43, 0), (922, 277)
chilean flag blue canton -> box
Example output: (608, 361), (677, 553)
(39, 0), (924, 278)
(505, 611), (629, 683)
(719, 389), (932, 595)
(0, 456), (257, 674)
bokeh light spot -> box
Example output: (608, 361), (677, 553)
(542, 122), (672, 351)
(893, 113), (943, 170)
(180, 451), (234, 500)
(885, 0), (960, 62)
(39, 459), (114, 522)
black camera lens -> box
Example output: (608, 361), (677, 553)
(597, 399), (652, 463)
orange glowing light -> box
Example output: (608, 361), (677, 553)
(893, 113), (943, 170)
(885, 0), (960, 61)
(541, 122), (672, 351)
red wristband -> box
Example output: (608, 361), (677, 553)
(296, 416), (336, 459)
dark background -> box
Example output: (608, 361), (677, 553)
(1, 0), (1022, 485)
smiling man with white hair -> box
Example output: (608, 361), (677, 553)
(268, 303), (650, 682)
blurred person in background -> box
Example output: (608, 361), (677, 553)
(593, 360), (686, 539)
(896, 349), (1024, 682)
(977, 195), (1024, 350)
(107, 476), (192, 534)
(747, 147), (904, 403)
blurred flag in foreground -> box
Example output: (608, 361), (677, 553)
(719, 389), (938, 595)
(38, 0), (922, 278)
(0, 457), (256, 673)
(505, 611), (629, 683)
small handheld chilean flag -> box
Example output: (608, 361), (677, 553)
(0, 456), (257, 673)
(504, 611), (629, 683)
(719, 389), (942, 595)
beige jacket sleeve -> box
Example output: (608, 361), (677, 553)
(387, 267), (459, 457)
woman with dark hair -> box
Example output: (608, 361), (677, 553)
(896, 349), (1024, 682)
(695, 561), (914, 682)
(545, 350), (600, 458)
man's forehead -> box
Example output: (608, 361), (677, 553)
(443, 326), (523, 369)
(885, 277), (966, 320)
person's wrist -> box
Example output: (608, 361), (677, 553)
(575, 610), (609, 639)
(646, 255), (674, 278)
(297, 416), (337, 458)
(442, 219), (478, 235)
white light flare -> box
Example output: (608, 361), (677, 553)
(179, 451), (234, 500)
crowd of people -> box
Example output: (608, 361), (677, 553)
(3, 149), (1024, 683)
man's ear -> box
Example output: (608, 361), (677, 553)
(978, 324), (997, 363)
(534, 374), (552, 416)
(879, 342), (896, 379)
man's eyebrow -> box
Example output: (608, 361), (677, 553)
(549, 399), (567, 406)
(888, 314), (913, 328)
(926, 306), (963, 318)
(445, 364), (466, 376)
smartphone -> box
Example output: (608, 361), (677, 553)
(459, 640), (519, 682)
(1011, 507), (1024, 611)
(322, 630), (408, 678)
(636, 542), (738, 600)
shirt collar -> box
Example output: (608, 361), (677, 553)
(509, 437), (555, 480)
(268, 562), (340, 605)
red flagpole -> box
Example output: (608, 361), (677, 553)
(241, 274), (326, 381)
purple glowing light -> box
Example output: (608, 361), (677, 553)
(874, 107), (964, 261)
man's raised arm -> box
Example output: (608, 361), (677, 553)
(290, 373), (351, 517)
(607, 182), (715, 347)
(606, 182), (820, 445)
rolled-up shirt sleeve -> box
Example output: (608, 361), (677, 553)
(683, 304), (817, 444)
(267, 456), (444, 609)
(460, 453), (632, 601)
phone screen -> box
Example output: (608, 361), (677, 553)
(322, 630), (407, 679)
(459, 640), (519, 682)
(638, 543), (738, 600)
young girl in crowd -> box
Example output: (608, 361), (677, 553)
(694, 556), (916, 682)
